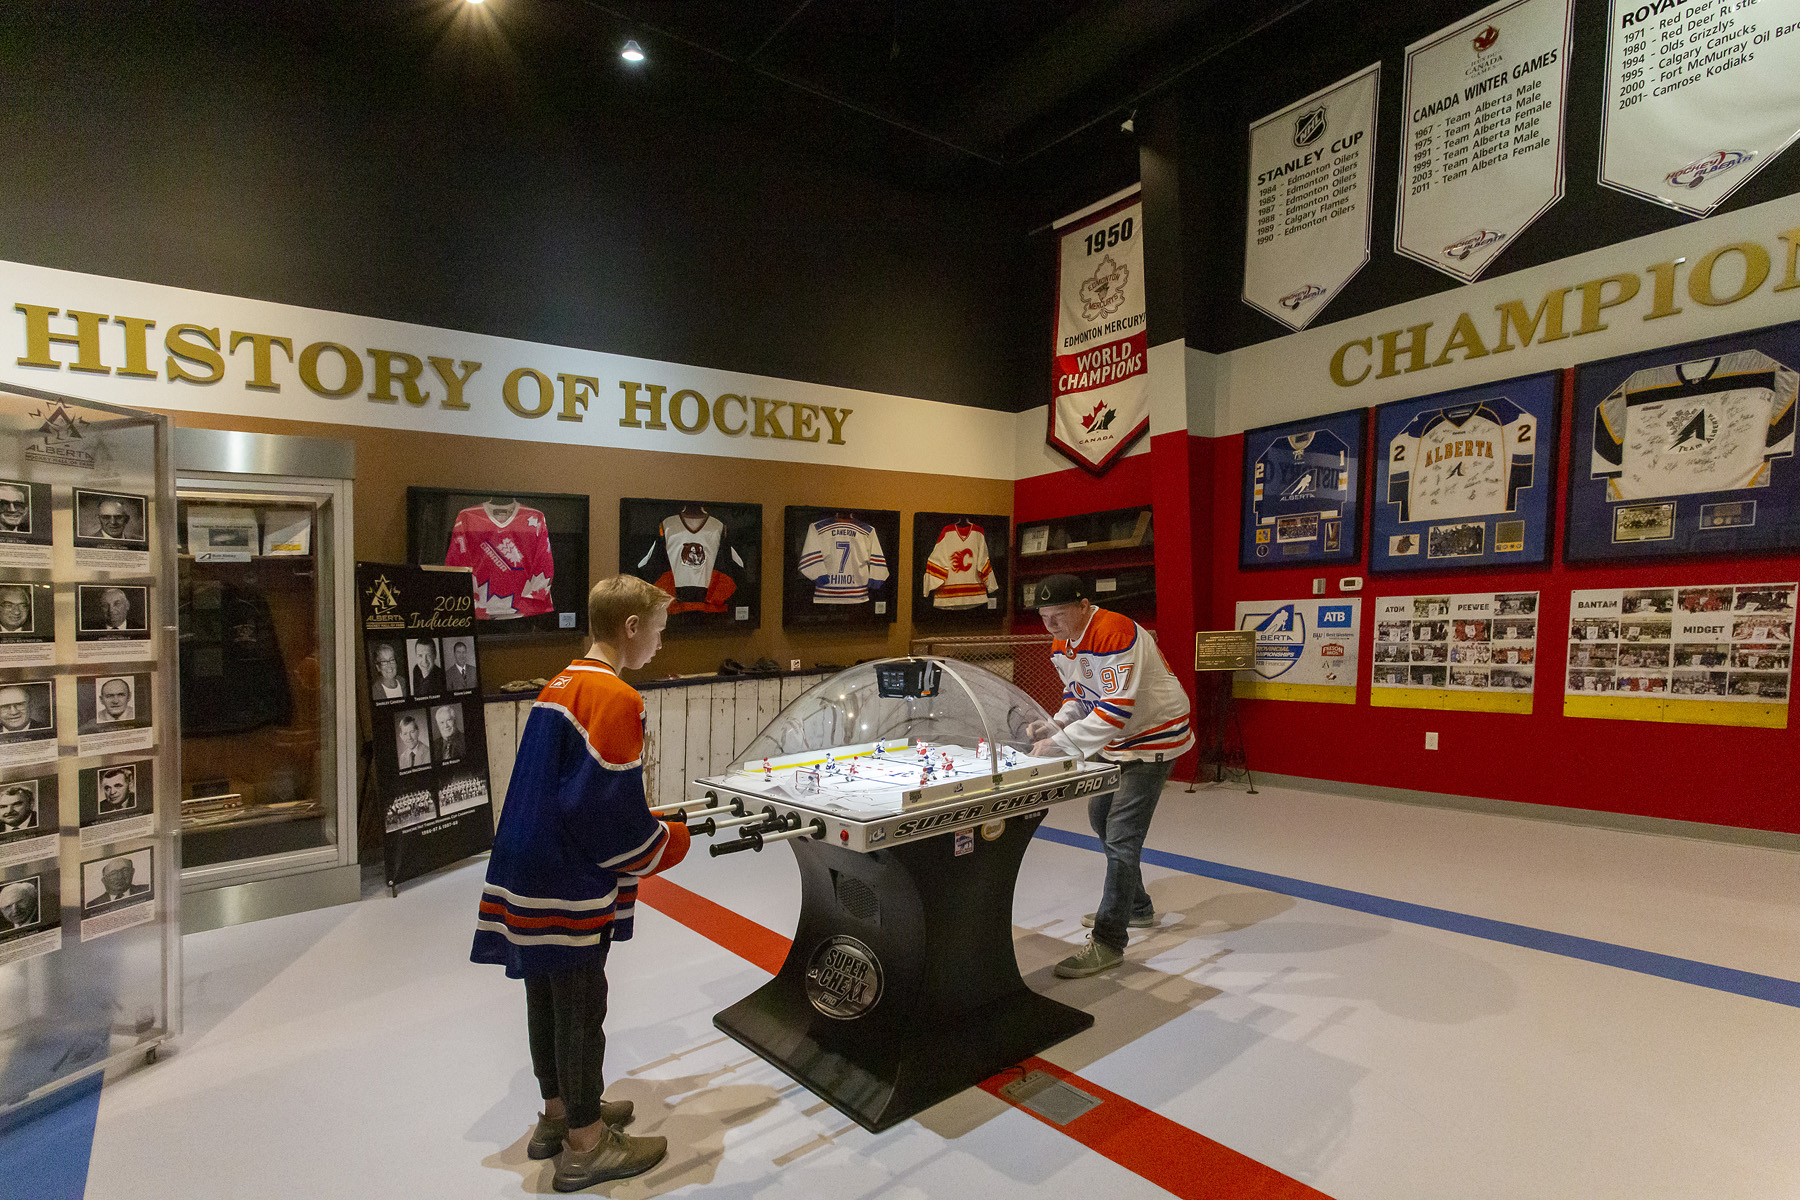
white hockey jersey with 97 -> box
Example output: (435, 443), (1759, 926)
(1049, 608), (1194, 763)
(1388, 397), (1537, 523)
(1591, 351), (1797, 500)
(798, 519), (889, 605)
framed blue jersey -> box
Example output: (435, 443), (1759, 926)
(1239, 408), (1366, 568)
(1370, 371), (1559, 573)
(1567, 322), (1800, 563)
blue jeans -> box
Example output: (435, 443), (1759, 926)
(1088, 757), (1174, 951)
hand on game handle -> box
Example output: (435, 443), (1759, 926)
(1024, 719), (1058, 742)
(1029, 738), (1062, 758)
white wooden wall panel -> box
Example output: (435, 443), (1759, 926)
(710, 687), (735, 777)
(657, 688), (687, 807)
(755, 678), (782, 747)
(732, 680), (760, 764)
(640, 688), (663, 809)
(483, 700), (518, 826)
(683, 688), (711, 800)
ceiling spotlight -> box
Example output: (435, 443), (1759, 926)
(621, 39), (645, 63)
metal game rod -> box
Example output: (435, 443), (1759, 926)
(686, 810), (778, 837)
(650, 790), (736, 818)
(709, 818), (826, 857)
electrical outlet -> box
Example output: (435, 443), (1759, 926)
(789, 659), (801, 671)
(1425, 731), (1439, 750)
(1312, 578), (1326, 595)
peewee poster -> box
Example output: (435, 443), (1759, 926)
(1049, 196), (1149, 473)
(1232, 598), (1361, 704)
(1371, 591), (1540, 712)
(358, 562), (495, 890)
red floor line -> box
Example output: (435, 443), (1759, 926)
(636, 875), (1335, 1200)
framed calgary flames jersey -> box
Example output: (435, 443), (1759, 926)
(1370, 371), (1560, 573)
(1568, 323), (1800, 562)
(912, 511), (1009, 627)
(1239, 408), (1366, 568)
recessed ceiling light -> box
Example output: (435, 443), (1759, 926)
(621, 39), (645, 63)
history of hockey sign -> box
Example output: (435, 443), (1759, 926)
(1244, 64), (1381, 331)
(1396, 0), (1575, 282)
(1600, 0), (1800, 216)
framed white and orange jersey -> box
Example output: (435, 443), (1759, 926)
(911, 511), (1009, 628)
(1569, 323), (1800, 562)
(1371, 371), (1560, 573)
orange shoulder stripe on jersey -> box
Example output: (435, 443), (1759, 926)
(537, 669), (643, 767)
(1077, 609), (1139, 655)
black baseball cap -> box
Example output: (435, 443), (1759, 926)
(1034, 574), (1088, 607)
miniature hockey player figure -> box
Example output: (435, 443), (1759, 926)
(763, 758), (772, 782)
(1002, 747), (1017, 768)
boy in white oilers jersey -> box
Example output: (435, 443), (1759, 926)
(1026, 574), (1193, 978)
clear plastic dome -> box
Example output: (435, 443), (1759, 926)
(741, 656), (1052, 774)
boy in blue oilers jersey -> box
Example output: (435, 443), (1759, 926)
(1026, 574), (1193, 978)
(472, 575), (689, 1191)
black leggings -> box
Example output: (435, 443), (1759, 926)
(523, 936), (612, 1129)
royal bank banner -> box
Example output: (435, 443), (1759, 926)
(1244, 64), (1381, 331)
(1396, 0), (1575, 282)
(357, 561), (495, 889)
(1600, 0), (1800, 217)
(1232, 597), (1362, 704)
(1049, 198), (1150, 474)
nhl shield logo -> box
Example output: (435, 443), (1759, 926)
(1292, 107), (1326, 148)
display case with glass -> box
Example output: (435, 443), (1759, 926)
(172, 430), (357, 930)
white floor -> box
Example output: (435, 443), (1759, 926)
(80, 780), (1800, 1199)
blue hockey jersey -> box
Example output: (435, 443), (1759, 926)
(1253, 429), (1351, 525)
(471, 659), (689, 978)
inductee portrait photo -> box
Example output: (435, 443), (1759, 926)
(0, 681), (55, 743)
(0, 582), (40, 636)
(78, 761), (152, 834)
(0, 779), (42, 840)
(406, 638), (443, 699)
(394, 709), (432, 770)
(367, 640), (410, 703)
(76, 585), (150, 640)
(0, 873), (53, 942)
(429, 703), (465, 762)
(0, 479), (52, 547)
(76, 674), (152, 733)
(440, 636), (478, 692)
(72, 489), (149, 549)
(81, 848), (153, 915)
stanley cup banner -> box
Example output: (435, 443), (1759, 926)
(1244, 64), (1381, 331)
(1600, 0), (1800, 217)
(357, 561), (496, 890)
(1396, 0), (1575, 282)
(1050, 197), (1150, 474)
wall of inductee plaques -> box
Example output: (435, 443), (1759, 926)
(1566, 323), (1800, 563)
(1371, 591), (1540, 712)
(1565, 582), (1794, 727)
(1239, 409), (1366, 567)
(1371, 371), (1560, 572)
(0, 382), (181, 1116)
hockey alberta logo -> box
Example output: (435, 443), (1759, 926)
(1666, 406), (1718, 454)
(1293, 106), (1326, 148)
(1444, 230), (1504, 261)
(1667, 150), (1753, 190)
(23, 403), (96, 470)
(1242, 603), (1307, 678)
(363, 574), (405, 631)
(1279, 284), (1327, 311)
(805, 935), (883, 1020)
(1079, 255), (1130, 323)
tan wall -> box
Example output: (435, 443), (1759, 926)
(160, 409), (1012, 687)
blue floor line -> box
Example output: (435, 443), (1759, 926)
(0, 1071), (103, 1200)
(1034, 825), (1800, 1009)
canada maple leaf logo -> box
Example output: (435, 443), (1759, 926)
(1079, 255), (1129, 322)
(1079, 399), (1118, 432)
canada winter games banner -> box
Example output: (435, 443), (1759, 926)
(1601, 0), (1800, 216)
(1397, 0), (1575, 282)
(1050, 199), (1150, 473)
(1245, 64), (1380, 331)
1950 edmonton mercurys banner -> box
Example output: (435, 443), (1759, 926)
(1600, 0), (1800, 217)
(1396, 0), (1574, 282)
(358, 561), (494, 889)
(1244, 64), (1380, 331)
(1050, 198), (1149, 474)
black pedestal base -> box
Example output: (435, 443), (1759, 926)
(713, 808), (1094, 1133)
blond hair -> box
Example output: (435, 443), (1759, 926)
(588, 575), (671, 640)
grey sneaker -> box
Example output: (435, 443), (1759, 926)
(1081, 910), (1157, 929)
(553, 1123), (667, 1192)
(1053, 937), (1124, 978)
(527, 1100), (635, 1160)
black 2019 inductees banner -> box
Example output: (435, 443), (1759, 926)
(357, 562), (495, 889)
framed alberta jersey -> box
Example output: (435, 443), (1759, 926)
(1567, 324), (1800, 562)
(1370, 371), (1559, 573)
(1239, 409), (1366, 568)
(618, 498), (762, 633)
(782, 506), (901, 629)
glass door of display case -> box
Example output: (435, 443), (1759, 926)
(173, 436), (357, 930)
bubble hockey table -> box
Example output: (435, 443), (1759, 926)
(667, 739), (1120, 1132)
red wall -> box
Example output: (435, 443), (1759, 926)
(1018, 394), (1800, 835)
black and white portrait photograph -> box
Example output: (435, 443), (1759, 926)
(0, 872), (55, 943)
(73, 489), (149, 548)
(0, 479), (52, 552)
(0, 581), (41, 636)
(430, 702), (465, 763)
(0, 779), (43, 841)
(394, 708), (432, 771)
(440, 636), (478, 692)
(367, 639), (410, 704)
(75, 673), (153, 737)
(81, 848), (153, 915)
(406, 638), (443, 700)
(78, 761), (155, 843)
(0, 681), (55, 743)
(77, 584), (150, 640)
(0, 581), (55, 666)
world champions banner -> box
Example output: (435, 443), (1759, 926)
(357, 561), (495, 890)
(1050, 197), (1150, 474)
